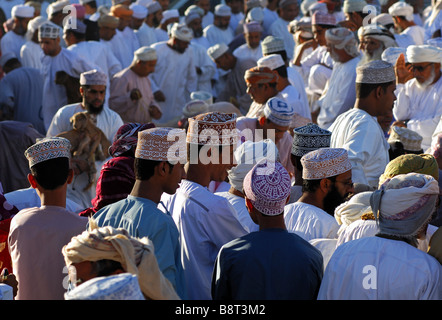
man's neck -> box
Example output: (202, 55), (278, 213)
(130, 179), (163, 204)
(185, 163), (211, 188)
(297, 192), (324, 210)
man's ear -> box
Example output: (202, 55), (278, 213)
(258, 116), (266, 126)
(66, 169), (74, 185)
(28, 173), (38, 189)
(319, 178), (332, 193)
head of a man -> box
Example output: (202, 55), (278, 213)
(258, 97), (294, 145)
(407, 45), (442, 89)
(168, 23), (193, 54)
(97, 14), (119, 40)
(214, 4), (231, 30)
(342, 0), (368, 28)
(79, 69), (107, 114)
(325, 27), (359, 63)
(11, 5), (34, 35)
(38, 22), (62, 56)
(311, 11), (336, 46)
(208, 43), (236, 70)
(358, 25), (397, 64)
(301, 147), (354, 216)
(243, 21), (262, 49)
(145, 1), (163, 27)
(278, 0), (299, 22)
(110, 4), (133, 31)
(185, 10), (204, 38)
(244, 66), (279, 104)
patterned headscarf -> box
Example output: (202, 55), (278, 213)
(244, 66), (279, 85)
(108, 123), (155, 158)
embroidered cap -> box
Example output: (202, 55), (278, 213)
(80, 69), (108, 86)
(207, 43), (229, 61)
(135, 127), (187, 164)
(388, 126), (423, 152)
(243, 159), (291, 216)
(257, 54), (285, 70)
(291, 123), (332, 157)
(187, 112), (238, 146)
(25, 137), (71, 168)
(38, 21), (62, 39)
(301, 147), (352, 180)
(261, 36), (285, 54)
(11, 4), (35, 18)
(263, 97), (295, 127)
(356, 60), (396, 84)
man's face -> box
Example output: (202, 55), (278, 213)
(137, 59), (157, 77)
(261, 119), (289, 145)
(164, 162), (186, 194)
(323, 170), (354, 215)
(197, 0), (210, 14)
(210, 145), (236, 182)
(246, 83), (273, 104)
(215, 15), (231, 30)
(15, 17), (32, 35)
(245, 31), (261, 49)
(410, 62), (436, 88)
(99, 26), (117, 41)
(280, 3), (299, 22)
(227, 0), (243, 14)
(188, 17), (203, 38)
(39, 37), (60, 56)
(81, 85), (106, 114)
(131, 17), (144, 30)
(118, 15), (131, 31)
(172, 38), (189, 53)
(326, 43), (346, 62)
(312, 25), (327, 46)
(376, 83), (397, 117)
(215, 53), (232, 71)
(359, 37), (384, 59)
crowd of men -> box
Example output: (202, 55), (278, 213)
(0, 0), (442, 301)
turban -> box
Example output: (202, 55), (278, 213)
(80, 69), (108, 86)
(263, 97), (295, 127)
(291, 123), (331, 157)
(379, 154), (439, 186)
(109, 122), (155, 158)
(388, 1), (414, 21)
(27, 15), (46, 34)
(135, 127), (187, 164)
(430, 132), (442, 159)
(170, 23), (193, 42)
(334, 191), (374, 234)
(25, 137), (71, 168)
(228, 140), (279, 192)
(356, 60), (396, 84)
(381, 46), (407, 65)
(187, 112), (238, 146)
(62, 221), (180, 300)
(372, 13), (394, 26)
(47, 0), (70, 16)
(388, 126), (423, 152)
(360, 25), (397, 49)
(244, 66), (279, 84)
(371, 173), (439, 238)
(325, 27), (359, 57)
(406, 44), (442, 64)
(110, 4), (133, 18)
(301, 147), (352, 180)
(130, 3), (148, 19)
(160, 9), (179, 24)
(243, 160), (291, 216)
(98, 14), (119, 28)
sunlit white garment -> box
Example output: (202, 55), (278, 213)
(202, 11), (214, 29)
(203, 24), (234, 47)
(135, 22), (158, 47)
(262, 7), (279, 33)
(233, 43), (263, 62)
(191, 35), (211, 50)
(393, 76), (442, 151)
(20, 40), (44, 71)
(298, 46), (333, 86)
(40, 48), (96, 130)
(316, 55), (360, 129)
(318, 236), (442, 300)
(277, 84), (311, 120)
(329, 108), (390, 188)
(215, 191), (259, 233)
(287, 66), (310, 115)
(284, 202), (340, 241)
(229, 12), (244, 34)
(401, 25), (426, 45)
(106, 28), (140, 69)
(268, 17), (296, 60)
(160, 179), (248, 300)
(189, 42), (216, 95)
(150, 41), (198, 126)
(308, 238), (337, 272)
(0, 30), (25, 59)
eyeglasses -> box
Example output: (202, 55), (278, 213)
(410, 63), (434, 73)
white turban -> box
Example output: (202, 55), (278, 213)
(11, 4), (35, 18)
(371, 173), (439, 238)
(129, 3), (148, 19)
(388, 1), (414, 21)
(228, 140), (279, 192)
(325, 27), (359, 57)
(382, 46), (408, 65)
(62, 220), (180, 300)
(170, 23), (193, 42)
(406, 44), (442, 64)
(334, 191), (373, 235)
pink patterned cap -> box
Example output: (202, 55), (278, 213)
(243, 160), (291, 216)
(25, 137), (71, 168)
(187, 112), (238, 146)
(301, 147), (352, 180)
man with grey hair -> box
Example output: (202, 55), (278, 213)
(358, 24), (398, 66)
(315, 27), (360, 130)
(393, 45), (442, 152)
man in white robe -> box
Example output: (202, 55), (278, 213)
(185, 6), (211, 50)
(318, 173), (441, 300)
(268, 0), (299, 60)
(389, 2), (425, 45)
(46, 69), (124, 208)
(203, 4), (234, 47)
(150, 24), (198, 126)
(393, 45), (442, 152)
(20, 15), (46, 72)
(233, 21), (263, 62)
(329, 60), (395, 189)
(160, 112), (248, 300)
(1, 5), (34, 60)
(316, 27), (361, 129)
(284, 148), (353, 241)
(135, 2), (159, 46)
(38, 21), (97, 130)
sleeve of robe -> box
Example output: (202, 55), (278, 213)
(393, 83), (412, 121)
(109, 72), (137, 115)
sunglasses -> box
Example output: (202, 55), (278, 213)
(409, 63), (434, 73)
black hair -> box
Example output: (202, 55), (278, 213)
(302, 176), (337, 193)
(91, 259), (123, 277)
(134, 158), (174, 180)
(30, 157), (70, 190)
(355, 80), (394, 99)
(274, 65), (288, 79)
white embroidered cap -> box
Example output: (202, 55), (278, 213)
(356, 60), (396, 84)
(38, 21), (61, 39)
(135, 127), (187, 164)
(11, 4), (35, 18)
(343, 0), (367, 13)
(243, 159), (291, 216)
(257, 53), (285, 70)
(207, 43), (229, 61)
(134, 46), (157, 61)
(214, 4), (231, 16)
(80, 69), (108, 86)
(25, 137), (71, 168)
(129, 3), (148, 19)
(261, 35), (285, 54)
(388, 126), (423, 152)
(301, 147), (352, 180)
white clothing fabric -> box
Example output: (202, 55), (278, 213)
(262, 8), (279, 33)
(284, 202), (340, 241)
(215, 191), (259, 233)
(9, 206), (87, 300)
(46, 103), (123, 208)
(268, 17), (296, 60)
(202, 11), (214, 29)
(0, 31), (26, 60)
(106, 28), (140, 69)
(189, 42), (216, 95)
(316, 55), (360, 129)
(5, 187), (83, 213)
(203, 24), (234, 47)
(401, 25), (426, 45)
(20, 40), (44, 71)
(154, 27), (169, 43)
(233, 43), (263, 62)
(308, 238), (338, 272)
(298, 46), (334, 86)
(318, 236), (442, 300)
(287, 66), (310, 116)
(40, 48), (96, 130)
(150, 41), (198, 126)
(135, 22), (158, 47)
(191, 35), (212, 50)
(229, 12), (244, 34)
(277, 84), (311, 120)
(393, 76), (442, 151)
(160, 179), (248, 300)
(329, 108), (390, 188)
